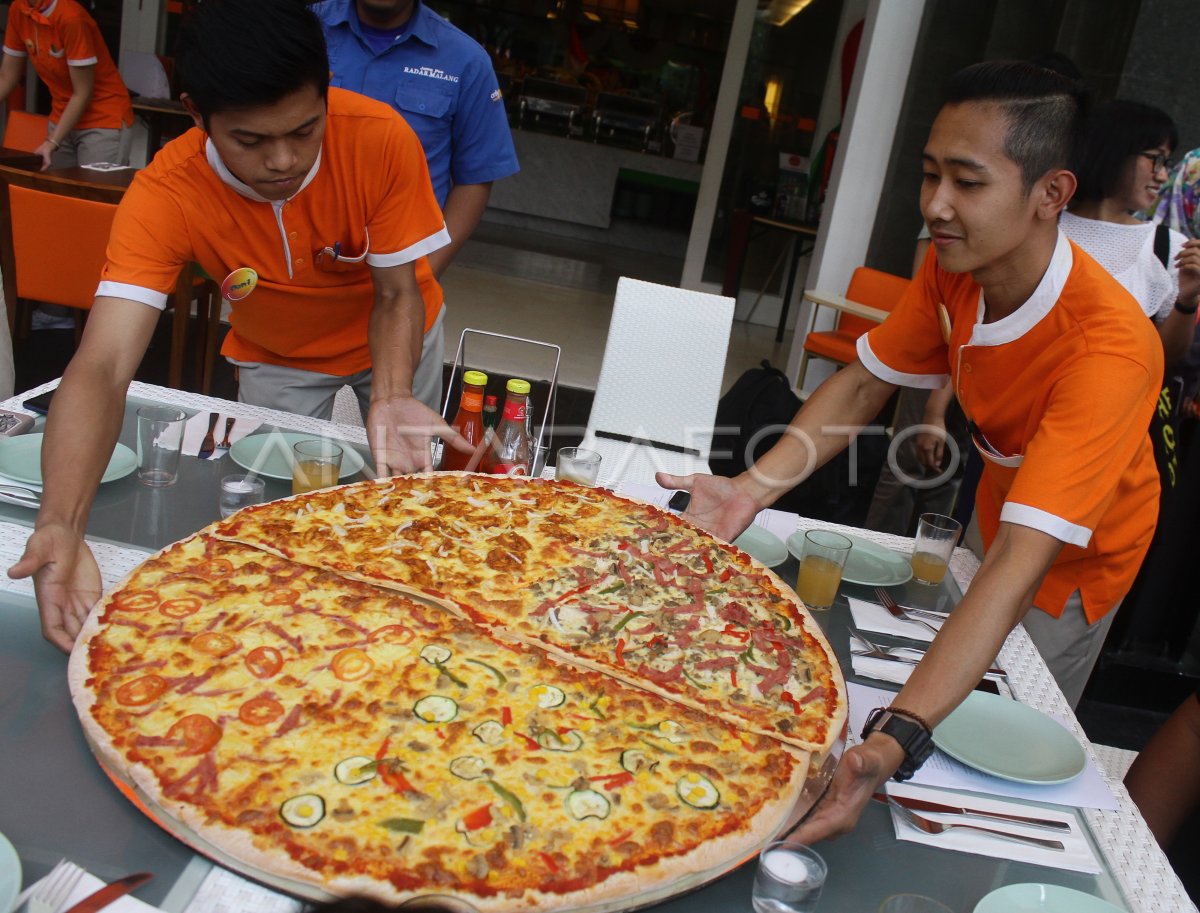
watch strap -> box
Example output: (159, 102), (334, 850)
(862, 707), (935, 781)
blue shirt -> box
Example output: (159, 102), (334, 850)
(313, 0), (519, 207)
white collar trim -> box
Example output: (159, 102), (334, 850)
(204, 137), (322, 204)
(969, 229), (1073, 347)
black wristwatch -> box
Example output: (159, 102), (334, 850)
(1175, 298), (1198, 316)
(861, 707), (935, 781)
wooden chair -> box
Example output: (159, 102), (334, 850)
(0, 164), (199, 388)
(796, 266), (910, 392)
(2, 111), (50, 153)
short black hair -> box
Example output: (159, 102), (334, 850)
(1072, 99), (1178, 203)
(174, 0), (329, 122)
(943, 60), (1088, 194)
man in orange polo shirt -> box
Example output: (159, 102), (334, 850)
(10, 0), (470, 653)
(660, 61), (1161, 838)
(0, 0), (134, 169)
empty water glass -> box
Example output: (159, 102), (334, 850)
(136, 406), (186, 487)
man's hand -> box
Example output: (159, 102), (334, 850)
(8, 524), (102, 652)
(654, 472), (761, 542)
(915, 422), (946, 473)
(33, 140), (55, 171)
(789, 735), (902, 844)
(367, 394), (471, 476)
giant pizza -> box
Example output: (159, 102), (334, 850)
(69, 474), (846, 911)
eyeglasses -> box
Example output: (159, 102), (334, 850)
(1139, 151), (1175, 173)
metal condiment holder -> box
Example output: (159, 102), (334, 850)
(441, 328), (562, 476)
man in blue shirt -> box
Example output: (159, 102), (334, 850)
(312, 0), (519, 277)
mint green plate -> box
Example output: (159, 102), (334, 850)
(230, 431), (365, 481)
(0, 433), (136, 486)
(0, 830), (19, 913)
(733, 525), (788, 568)
(934, 690), (1086, 784)
(974, 884), (1125, 913)
(786, 530), (912, 586)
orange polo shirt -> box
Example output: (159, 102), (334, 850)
(3, 0), (133, 130)
(98, 87), (449, 375)
(858, 231), (1161, 622)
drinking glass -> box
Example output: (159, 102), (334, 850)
(219, 474), (266, 518)
(292, 439), (344, 495)
(794, 530), (852, 610)
(877, 895), (954, 913)
(751, 841), (826, 913)
(911, 513), (962, 585)
(555, 447), (602, 486)
(136, 406), (186, 487)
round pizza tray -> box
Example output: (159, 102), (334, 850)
(75, 475), (849, 913)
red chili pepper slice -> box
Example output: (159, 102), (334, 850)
(781, 690), (803, 714)
(702, 554), (714, 574)
(719, 567), (733, 582)
(516, 732), (541, 750)
(501, 706), (513, 726)
(462, 803), (494, 831)
(616, 638), (626, 667)
(539, 851), (559, 872)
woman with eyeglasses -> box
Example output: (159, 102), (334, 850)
(1064, 99), (1200, 367)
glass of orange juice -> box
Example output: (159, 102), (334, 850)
(292, 439), (344, 495)
(911, 513), (962, 585)
(794, 530), (852, 611)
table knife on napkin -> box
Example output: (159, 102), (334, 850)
(62, 872), (153, 913)
(874, 792), (1071, 831)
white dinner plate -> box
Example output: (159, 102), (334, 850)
(974, 883), (1126, 913)
(733, 525), (788, 568)
(0, 433), (136, 486)
(230, 431), (366, 482)
(0, 830), (19, 913)
(934, 690), (1087, 784)
(786, 530), (913, 587)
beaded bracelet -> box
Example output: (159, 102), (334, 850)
(886, 706), (933, 733)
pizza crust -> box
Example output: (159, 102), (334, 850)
(73, 475), (842, 910)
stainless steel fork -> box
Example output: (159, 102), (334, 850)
(874, 587), (941, 635)
(27, 859), (86, 913)
(888, 798), (1065, 850)
(850, 630), (1008, 678)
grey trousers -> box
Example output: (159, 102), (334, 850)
(865, 387), (970, 536)
(1022, 590), (1120, 709)
(48, 123), (132, 167)
(231, 308), (444, 420)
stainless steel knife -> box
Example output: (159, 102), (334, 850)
(874, 792), (1072, 831)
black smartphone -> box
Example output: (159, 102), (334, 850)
(973, 679), (1001, 695)
(23, 389), (54, 414)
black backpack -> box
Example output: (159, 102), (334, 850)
(709, 360), (887, 523)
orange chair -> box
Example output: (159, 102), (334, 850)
(3, 110), (50, 153)
(796, 266), (910, 392)
(0, 165), (200, 389)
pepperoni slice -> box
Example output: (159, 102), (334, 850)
(238, 696), (285, 726)
(160, 597), (202, 619)
(191, 632), (239, 657)
(331, 648), (374, 682)
(167, 714), (222, 755)
(115, 674), (168, 706)
(262, 588), (300, 606)
(245, 645), (284, 679)
(368, 624), (415, 645)
(113, 591), (160, 613)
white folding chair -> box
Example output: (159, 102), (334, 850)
(581, 277), (734, 485)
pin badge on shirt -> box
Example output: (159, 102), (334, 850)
(222, 267), (258, 301)
(937, 303), (952, 344)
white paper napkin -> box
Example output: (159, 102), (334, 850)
(183, 412), (263, 460)
(847, 596), (943, 642)
(884, 782), (1101, 874)
(15, 866), (163, 913)
(850, 651), (1013, 698)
